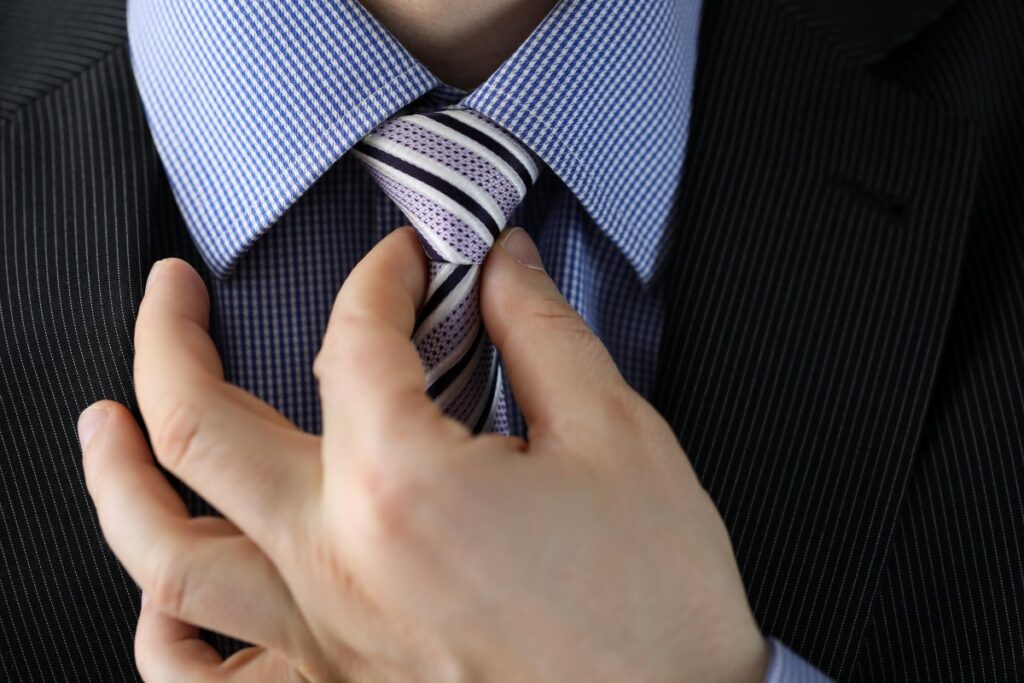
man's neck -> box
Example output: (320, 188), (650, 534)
(360, 0), (558, 90)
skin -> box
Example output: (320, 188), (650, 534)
(79, 227), (769, 682)
(359, 0), (559, 88)
(74, 4), (771, 678)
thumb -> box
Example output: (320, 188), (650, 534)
(480, 228), (629, 434)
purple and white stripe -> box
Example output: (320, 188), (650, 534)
(353, 110), (540, 433)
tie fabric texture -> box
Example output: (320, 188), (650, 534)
(353, 109), (541, 434)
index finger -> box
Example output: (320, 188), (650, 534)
(316, 227), (442, 442)
(132, 259), (317, 549)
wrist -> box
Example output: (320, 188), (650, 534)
(619, 619), (768, 683)
(687, 617), (769, 683)
(715, 634), (770, 683)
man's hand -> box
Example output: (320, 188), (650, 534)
(79, 227), (768, 682)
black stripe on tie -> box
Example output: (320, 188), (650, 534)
(427, 325), (485, 400)
(472, 360), (499, 434)
(356, 142), (501, 238)
(414, 232), (445, 261)
(415, 264), (473, 331)
(426, 112), (534, 189)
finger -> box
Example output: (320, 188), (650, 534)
(137, 258), (295, 429)
(316, 227), (448, 443)
(135, 599), (299, 683)
(134, 259), (319, 545)
(138, 257), (222, 376)
(480, 228), (631, 434)
(135, 595), (218, 682)
(82, 402), (309, 654)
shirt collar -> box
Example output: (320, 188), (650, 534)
(128, 0), (701, 282)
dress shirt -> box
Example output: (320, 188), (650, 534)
(128, 0), (825, 678)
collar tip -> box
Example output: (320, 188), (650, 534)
(191, 245), (237, 281)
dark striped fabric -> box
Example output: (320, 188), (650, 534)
(0, 0), (125, 124)
(657, 0), (1024, 680)
(0, 0), (1021, 681)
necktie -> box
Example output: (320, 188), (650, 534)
(353, 109), (540, 434)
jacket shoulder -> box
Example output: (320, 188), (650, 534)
(0, 0), (126, 124)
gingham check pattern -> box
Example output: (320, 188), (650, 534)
(128, 0), (825, 675)
(127, 0), (703, 436)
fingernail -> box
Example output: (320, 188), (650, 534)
(77, 405), (110, 450)
(499, 228), (544, 271)
(146, 260), (164, 292)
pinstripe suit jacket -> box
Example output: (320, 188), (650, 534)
(2, 0), (1022, 680)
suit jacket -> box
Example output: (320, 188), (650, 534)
(1, 0), (1022, 679)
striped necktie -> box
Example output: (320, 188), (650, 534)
(353, 109), (540, 434)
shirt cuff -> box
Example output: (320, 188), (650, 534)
(762, 638), (834, 683)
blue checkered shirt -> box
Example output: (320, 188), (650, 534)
(128, 0), (828, 678)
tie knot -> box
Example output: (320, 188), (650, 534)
(354, 110), (541, 264)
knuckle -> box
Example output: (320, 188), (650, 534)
(601, 385), (648, 426)
(283, 664), (315, 683)
(627, 394), (670, 439)
(313, 327), (343, 379)
(530, 300), (600, 351)
(314, 315), (366, 381)
(146, 540), (193, 619)
(601, 388), (680, 462)
(311, 351), (331, 384)
(347, 458), (422, 543)
(526, 293), (583, 328)
(503, 295), (594, 354)
(150, 399), (204, 474)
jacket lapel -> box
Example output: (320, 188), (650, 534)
(775, 0), (962, 65)
(654, 0), (978, 675)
